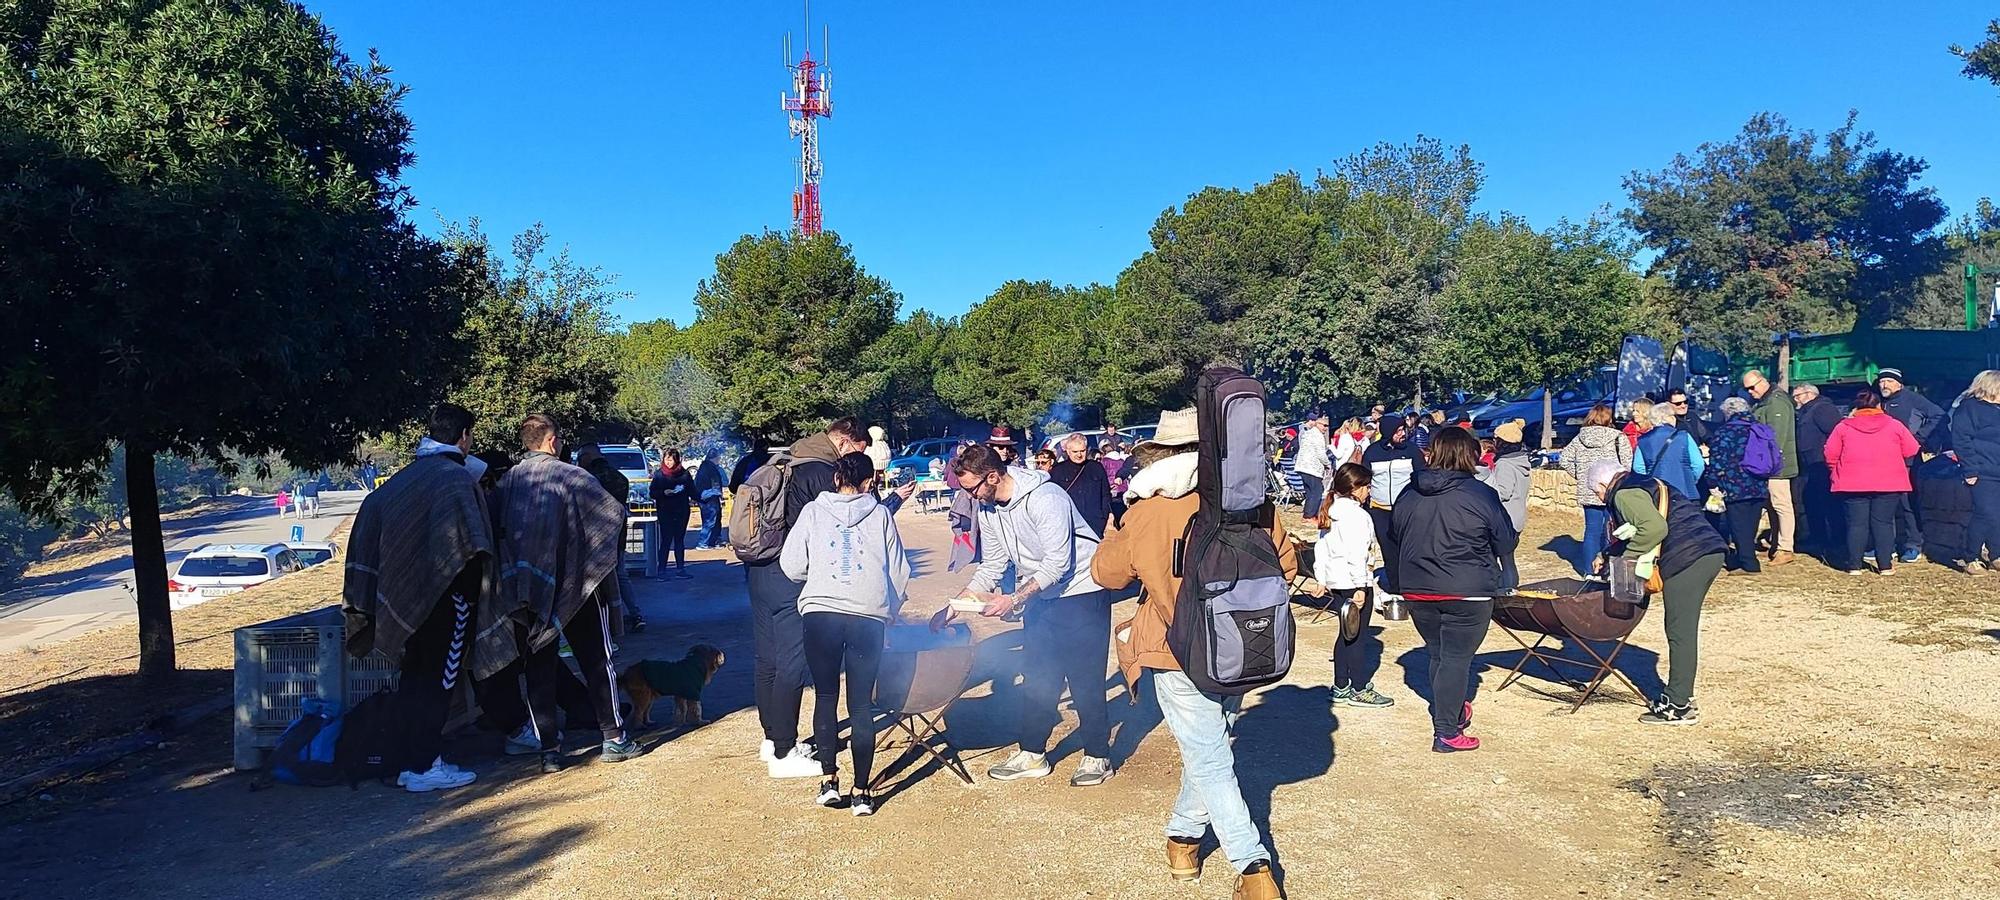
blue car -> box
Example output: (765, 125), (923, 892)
(888, 437), (963, 482)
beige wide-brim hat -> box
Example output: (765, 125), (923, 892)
(1136, 408), (1198, 451)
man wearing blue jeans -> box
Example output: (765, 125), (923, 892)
(1087, 409), (1293, 900)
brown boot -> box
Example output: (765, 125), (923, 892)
(1770, 551), (1796, 567)
(1233, 861), (1281, 900)
(1166, 837), (1201, 882)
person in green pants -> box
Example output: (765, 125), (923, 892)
(1586, 461), (1729, 725)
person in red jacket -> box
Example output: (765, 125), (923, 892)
(1823, 390), (1921, 576)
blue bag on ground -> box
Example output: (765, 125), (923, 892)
(268, 697), (346, 787)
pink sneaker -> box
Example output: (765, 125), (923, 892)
(1432, 733), (1481, 753)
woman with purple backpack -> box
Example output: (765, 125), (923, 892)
(1704, 397), (1772, 574)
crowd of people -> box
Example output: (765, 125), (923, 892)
(330, 364), (2000, 899)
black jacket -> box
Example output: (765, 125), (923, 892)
(1795, 397), (1843, 467)
(649, 468), (693, 513)
(1389, 468), (1520, 597)
(784, 433), (842, 528)
(1883, 387), (1945, 450)
(1606, 474), (1728, 580)
(1951, 397), (2000, 479)
(1048, 459), (1113, 538)
(693, 458), (724, 501)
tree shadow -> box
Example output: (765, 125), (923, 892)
(1539, 534), (1586, 576)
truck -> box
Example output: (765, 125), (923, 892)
(1787, 263), (2000, 399)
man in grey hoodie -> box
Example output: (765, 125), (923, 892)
(780, 452), (910, 816)
(948, 443), (1115, 787)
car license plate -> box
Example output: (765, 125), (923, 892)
(201, 587), (237, 597)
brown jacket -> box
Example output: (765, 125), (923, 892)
(1091, 492), (1299, 692)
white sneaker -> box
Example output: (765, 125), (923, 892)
(767, 745), (823, 779)
(398, 761), (475, 793)
(759, 739), (776, 763)
(986, 750), (1053, 781)
(430, 756), (468, 776)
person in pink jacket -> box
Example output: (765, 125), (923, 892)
(1823, 390), (1920, 576)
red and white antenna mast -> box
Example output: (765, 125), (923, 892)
(782, 1), (832, 236)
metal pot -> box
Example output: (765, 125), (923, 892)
(1380, 595), (1409, 621)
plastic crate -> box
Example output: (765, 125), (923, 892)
(232, 606), (399, 771)
(623, 516), (659, 577)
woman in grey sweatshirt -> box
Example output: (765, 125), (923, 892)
(779, 452), (911, 816)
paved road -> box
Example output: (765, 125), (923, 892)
(0, 491), (361, 654)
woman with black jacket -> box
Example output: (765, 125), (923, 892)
(649, 449), (695, 578)
(1390, 428), (1518, 753)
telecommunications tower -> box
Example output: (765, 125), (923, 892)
(782, 4), (831, 236)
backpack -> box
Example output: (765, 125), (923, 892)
(267, 697), (345, 787)
(1166, 367), (1296, 696)
(331, 688), (400, 784)
(1741, 422), (1782, 478)
(728, 449), (794, 563)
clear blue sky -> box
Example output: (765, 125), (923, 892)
(312, 1), (2000, 327)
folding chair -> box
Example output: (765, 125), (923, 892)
(868, 630), (977, 790)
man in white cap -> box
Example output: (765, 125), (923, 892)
(1877, 368), (1943, 563)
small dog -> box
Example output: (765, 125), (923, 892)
(619, 644), (725, 728)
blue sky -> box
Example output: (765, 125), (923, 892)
(313, 1), (2000, 327)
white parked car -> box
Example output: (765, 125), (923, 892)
(284, 540), (339, 569)
(168, 543), (302, 610)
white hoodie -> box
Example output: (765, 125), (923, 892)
(780, 491), (910, 621)
(965, 466), (1103, 601)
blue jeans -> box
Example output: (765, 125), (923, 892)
(1152, 669), (1270, 873)
(697, 497), (722, 548)
(1579, 505), (1610, 576)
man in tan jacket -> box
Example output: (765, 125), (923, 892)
(1090, 408), (1296, 900)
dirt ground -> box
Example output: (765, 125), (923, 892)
(1, 502), (1996, 899)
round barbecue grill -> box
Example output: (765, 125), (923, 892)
(1490, 576), (1649, 712)
(1491, 576), (1646, 642)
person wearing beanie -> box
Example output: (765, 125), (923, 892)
(1478, 418), (1532, 533)
(1876, 368), (1944, 563)
(865, 425), (891, 476)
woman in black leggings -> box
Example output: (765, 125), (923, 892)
(649, 450), (693, 578)
(1389, 428), (1519, 752)
(778, 452), (911, 816)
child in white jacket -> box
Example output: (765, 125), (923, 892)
(780, 452), (911, 816)
(1309, 463), (1395, 709)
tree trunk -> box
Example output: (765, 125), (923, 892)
(1414, 376), (1425, 412)
(1541, 385), (1555, 451)
(127, 438), (177, 682)
(1775, 336), (1792, 392)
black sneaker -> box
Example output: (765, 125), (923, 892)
(601, 738), (643, 762)
(850, 792), (875, 817)
(540, 751), (565, 774)
(815, 778), (844, 808)
(1639, 702), (1700, 726)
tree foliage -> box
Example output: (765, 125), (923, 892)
(688, 231), (900, 441)
(853, 310), (955, 444)
(442, 221), (625, 450)
(0, 0), (479, 676)
(1952, 18), (2000, 88)
(934, 280), (1106, 429)
(1623, 112), (1951, 357)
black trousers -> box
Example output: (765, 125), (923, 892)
(1331, 587), (1378, 690)
(1843, 491), (1901, 571)
(390, 569), (477, 774)
(1723, 501), (1764, 572)
(1797, 462), (1843, 554)
(1969, 477), (2000, 565)
(803, 611), (885, 786)
(661, 504), (690, 569)
(1019, 591), (1113, 759)
(1406, 598), (1492, 739)
(1894, 468), (1924, 553)
(524, 596), (624, 748)
(747, 561), (810, 754)
(1367, 505), (1400, 594)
